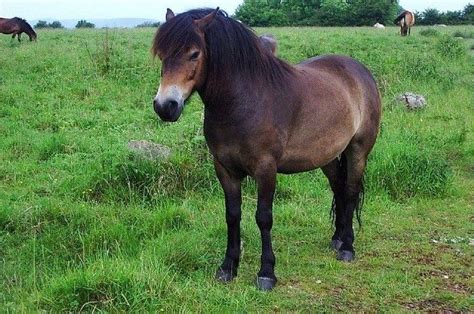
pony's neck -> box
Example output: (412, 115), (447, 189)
(198, 58), (295, 112)
(197, 71), (264, 112)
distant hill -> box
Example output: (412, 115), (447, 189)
(30, 18), (160, 29)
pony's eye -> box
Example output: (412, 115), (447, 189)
(190, 51), (200, 61)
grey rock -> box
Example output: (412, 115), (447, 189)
(397, 92), (427, 110)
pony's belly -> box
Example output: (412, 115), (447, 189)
(277, 135), (351, 174)
(277, 151), (338, 174)
(277, 159), (323, 174)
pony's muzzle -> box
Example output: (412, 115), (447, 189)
(154, 98), (183, 122)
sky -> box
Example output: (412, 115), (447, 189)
(0, 0), (471, 21)
(399, 0), (470, 12)
(0, 0), (242, 21)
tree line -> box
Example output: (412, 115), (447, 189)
(234, 0), (474, 27)
(34, 20), (96, 29)
(34, 20), (160, 29)
(415, 6), (473, 25)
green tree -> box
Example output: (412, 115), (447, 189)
(235, 0), (289, 26)
(34, 20), (48, 28)
(440, 11), (462, 25)
(314, 0), (350, 26)
(235, 0), (400, 26)
(283, 0), (322, 25)
(420, 8), (441, 25)
(49, 21), (64, 29)
(350, 0), (399, 25)
(462, 4), (474, 24)
(75, 20), (95, 28)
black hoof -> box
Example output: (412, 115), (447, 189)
(337, 250), (355, 262)
(215, 268), (235, 283)
(331, 239), (343, 251)
(256, 277), (277, 291)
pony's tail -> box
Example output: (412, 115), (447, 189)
(355, 173), (364, 229)
(330, 153), (348, 224)
(330, 153), (364, 228)
(394, 11), (406, 24)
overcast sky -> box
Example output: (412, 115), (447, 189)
(0, 0), (471, 21)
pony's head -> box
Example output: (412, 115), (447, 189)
(14, 17), (37, 41)
(151, 8), (291, 122)
(151, 8), (219, 122)
(29, 29), (37, 41)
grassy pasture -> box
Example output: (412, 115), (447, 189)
(0, 25), (473, 311)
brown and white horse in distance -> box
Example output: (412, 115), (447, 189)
(394, 10), (415, 36)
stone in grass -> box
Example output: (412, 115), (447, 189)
(397, 92), (427, 110)
(127, 140), (171, 161)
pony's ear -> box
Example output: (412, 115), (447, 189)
(166, 8), (175, 22)
(194, 7), (219, 30)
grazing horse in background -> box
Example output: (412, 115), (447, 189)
(152, 8), (381, 291)
(394, 10), (415, 36)
(0, 17), (37, 42)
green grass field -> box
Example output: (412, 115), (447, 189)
(1, 25), (473, 311)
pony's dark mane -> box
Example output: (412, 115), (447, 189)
(152, 9), (294, 98)
(12, 17), (36, 35)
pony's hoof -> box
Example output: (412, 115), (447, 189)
(331, 239), (343, 251)
(256, 277), (277, 291)
(337, 250), (355, 262)
(215, 268), (235, 283)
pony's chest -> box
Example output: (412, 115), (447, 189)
(204, 120), (282, 173)
(204, 126), (249, 162)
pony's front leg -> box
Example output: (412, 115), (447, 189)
(214, 160), (243, 283)
(254, 158), (277, 291)
(17, 33), (21, 42)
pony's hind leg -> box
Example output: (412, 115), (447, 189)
(321, 158), (347, 251)
(336, 142), (369, 262)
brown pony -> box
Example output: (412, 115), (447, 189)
(0, 17), (37, 42)
(394, 10), (415, 36)
(152, 8), (381, 291)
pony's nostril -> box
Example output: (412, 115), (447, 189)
(153, 98), (163, 115)
(154, 98), (181, 120)
(167, 100), (178, 109)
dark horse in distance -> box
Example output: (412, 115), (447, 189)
(0, 17), (37, 42)
(394, 10), (415, 36)
(152, 8), (381, 291)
